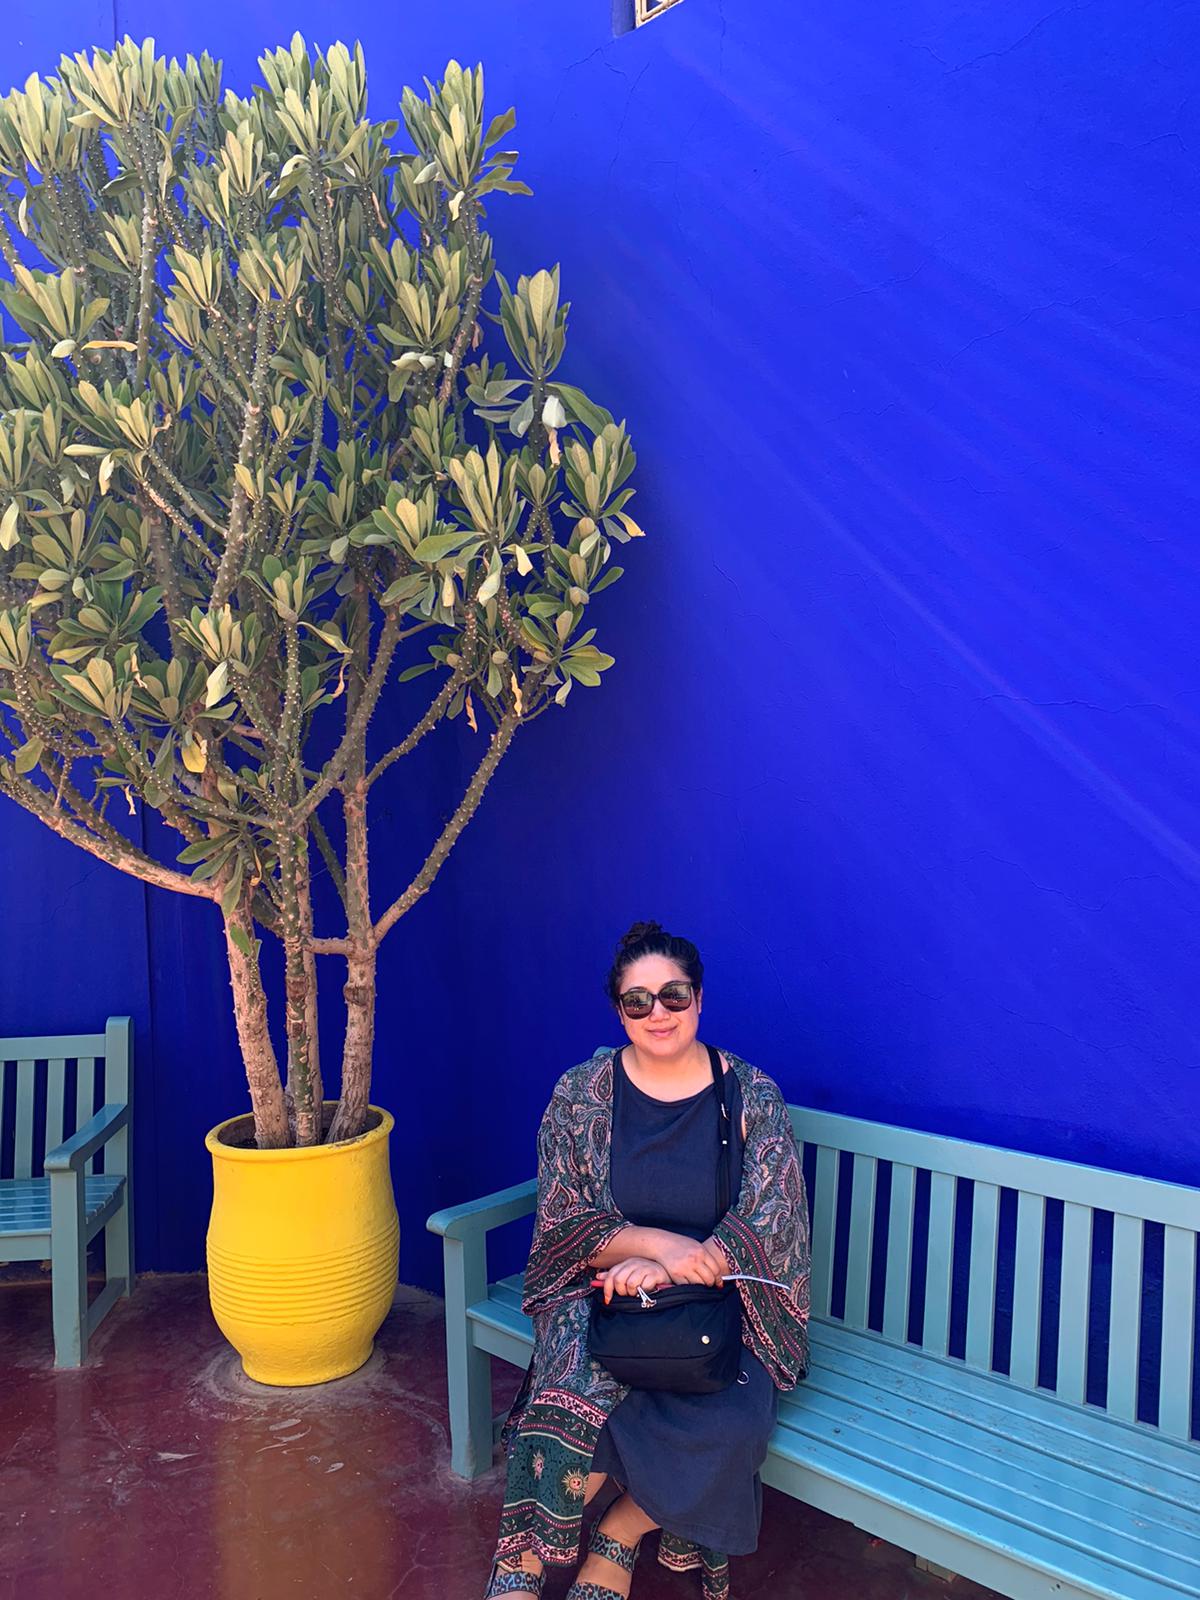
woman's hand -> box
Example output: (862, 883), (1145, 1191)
(650, 1231), (730, 1288)
(596, 1256), (672, 1304)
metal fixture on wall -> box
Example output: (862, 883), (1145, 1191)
(636, 0), (687, 24)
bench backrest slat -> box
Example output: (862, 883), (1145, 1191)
(1160, 1224), (1198, 1440)
(75, 1058), (97, 1175)
(1010, 1191), (1046, 1389)
(924, 1170), (955, 1357)
(882, 1162), (916, 1344)
(810, 1145), (838, 1318)
(1058, 1200), (1093, 1407)
(0, 1021), (131, 1180)
(792, 1104), (1200, 1441)
(13, 1060), (36, 1179)
(1108, 1212), (1145, 1424)
(44, 1060), (67, 1165)
(843, 1152), (876, 1328)
(965, 1180), (1000, 1368)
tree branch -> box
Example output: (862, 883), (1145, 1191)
(365, 665), (466, 788)
(0, 767), (216, 902)
(309, 809), (348, 912)
(297, 607), (401, 819)
(373, 708), (521, 943)
(211, 306), (273, 609)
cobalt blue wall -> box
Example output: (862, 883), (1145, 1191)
(2, 4), (1197, 1293)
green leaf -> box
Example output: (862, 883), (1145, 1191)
(476, 552), (502, 606)
(190, 842), (235, 882)
(180, 732), (207, 774)
(569, 646), (615, 671)
(590, 566), (624, 594)
(14, 736), (43, 774)
(303, 622), (351, 654)
(228, 923), (258, 958)
(483, 107), (517, 149)
(396, 662), (436, 682)
(0, 503), (20, 552)
(204, 660), (228, 708)
(381, 574), (427, 606)
(509, 395), (534, 438)
(411, 530), (478, 563)
(563, 660), (601, 687)
(177, 835), (226, 864)
(550, 383), (614, 436)
(219, 858), (244, 917)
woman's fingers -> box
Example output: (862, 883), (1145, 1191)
(604, 1254), (706, 1298)
(633, 1261), (669, 1291)
(607, 1258), (641, 1300)
(673, 1259), (718, 1287)
(603, 1256), (674, 1300)
(702, 1239), (729, 1281)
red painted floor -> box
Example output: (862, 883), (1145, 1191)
(0, 1274), (1005, 1600)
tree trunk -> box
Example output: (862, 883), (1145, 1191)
(278, 830), (320, 1146)
(299, 868), (324, 1131)
(223, 903), (289, 1148)
(329, 944), (375, 1143)
(328, 579), (375, 1148)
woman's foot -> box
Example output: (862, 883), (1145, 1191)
(485, 1549), (544, 1597)
(569, 1495), (657, 1599)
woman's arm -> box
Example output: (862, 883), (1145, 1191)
(588, 1227), (661, 1270)
(710, 1070), (811, 1386)
(590, 1226), (728, 1285)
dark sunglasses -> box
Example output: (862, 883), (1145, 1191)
(618, 980), (697, 1020)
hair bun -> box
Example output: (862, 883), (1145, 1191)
(618, 919), (663, 953)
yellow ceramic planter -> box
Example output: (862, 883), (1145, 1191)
(205, 1104), (399, 1386)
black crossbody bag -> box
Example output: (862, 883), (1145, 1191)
(587, 1044), (743, 1394)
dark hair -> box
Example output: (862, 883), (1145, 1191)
(605, 920), (704, 1006)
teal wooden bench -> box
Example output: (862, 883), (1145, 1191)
(429, 1093), (1200, 1600)
(0, 1017), (135, 1366)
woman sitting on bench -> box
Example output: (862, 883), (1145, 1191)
(483, 920), (812, 1600)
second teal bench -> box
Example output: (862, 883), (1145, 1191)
(0, 1017), (135, 1366)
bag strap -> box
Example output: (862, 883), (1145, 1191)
(705, 1043), (732, 1219)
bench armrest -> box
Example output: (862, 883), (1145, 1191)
(44, 1104), (130, 1174)
(427, 1178), (536, 1241)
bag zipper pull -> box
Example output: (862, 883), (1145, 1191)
(636, 1286), (657, 1308)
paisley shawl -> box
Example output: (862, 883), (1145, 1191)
(494, 1046), (811, 1583)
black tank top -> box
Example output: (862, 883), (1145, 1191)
(608, 1046), (746, 1241)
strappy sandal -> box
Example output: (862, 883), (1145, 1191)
(565, 1522), (642, 1600)
(483, 1555), (545, 1598)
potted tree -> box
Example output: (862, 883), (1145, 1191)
(0, 35), (642, 1383)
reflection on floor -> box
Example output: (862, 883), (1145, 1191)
(0, 1274), (1004, 1599)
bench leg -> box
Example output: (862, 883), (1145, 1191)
(443, 1235), (496, 1479)
(105, 1172), (135, 1298)
(915, 1556), (959, 1583)
(49, 1169), (88, 1368)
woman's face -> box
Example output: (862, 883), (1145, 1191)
(616, 953), (702, 1060)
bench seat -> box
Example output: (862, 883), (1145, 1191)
(476, 1272), (1200, 1600)
(0, 1175), (126, 1256)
